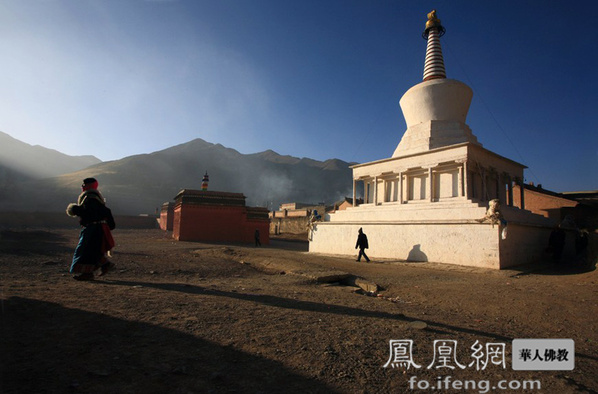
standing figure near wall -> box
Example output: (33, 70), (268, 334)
(255, 229), (261, 247)
(355, 228), (370, 262)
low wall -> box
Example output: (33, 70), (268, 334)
(309, 221), (596, 269)
(498, 224), (552, 267)
(271, 217), (310, 235)
(310, 221), (501, 269)
(0, 211), (159, 229)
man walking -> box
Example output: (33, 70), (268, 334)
(355, 227), (370, 262)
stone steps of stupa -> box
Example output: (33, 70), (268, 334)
(327, 198), (489, 222)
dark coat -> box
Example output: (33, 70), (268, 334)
(68, 190), (115, 229)
(356, 232), (369, 249)
(67, 189), (116, 273)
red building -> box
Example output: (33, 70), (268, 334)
(159, 202), (174, 231)
(171, 189), (270, 244)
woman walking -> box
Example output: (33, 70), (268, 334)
(66, 178), (116, 281)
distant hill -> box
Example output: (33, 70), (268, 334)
(0, 131), (101, 179)
(1, 137), (354, 215)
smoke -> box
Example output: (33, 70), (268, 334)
(245, 172), (294, 210)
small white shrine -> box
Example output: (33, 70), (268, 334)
(309, 11), (553, 269)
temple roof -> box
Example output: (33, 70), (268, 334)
(174, 189), (247, 206)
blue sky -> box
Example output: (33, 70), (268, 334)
(0, 1), (596, 192)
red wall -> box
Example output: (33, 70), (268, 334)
(512, 185), (577, 221)
(173, 204), (269, 244)
(159, 204), (174, 231)
(246, 218), (270, 245)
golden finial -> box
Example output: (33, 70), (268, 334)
(423, 10), (445, 39)
(425, 10), (440, 30)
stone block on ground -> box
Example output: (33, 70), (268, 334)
(342, 276), (379, 293)
(308, 271), (352, 283)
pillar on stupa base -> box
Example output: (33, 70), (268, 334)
(309, 10), (563, 269)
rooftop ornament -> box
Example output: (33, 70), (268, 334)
(422, 9), (445, 39)
(201, 171), (209, 191)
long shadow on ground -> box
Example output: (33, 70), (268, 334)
(99, 280), (598, 364)
(0, 296), (337, 394)
(99, 280), (508, 339)
(0, 230), (72, 256)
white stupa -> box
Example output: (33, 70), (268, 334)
(309, 11), (553, 269)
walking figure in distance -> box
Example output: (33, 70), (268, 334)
(355, 227), (370, 262)
(66, 177), (116, 281)
(255, 229), (261, 247)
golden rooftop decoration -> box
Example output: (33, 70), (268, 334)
(425, 10), (441, 29)
(423, 9), (445, 39)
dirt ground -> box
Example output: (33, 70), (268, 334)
(1, 228), (597, 394)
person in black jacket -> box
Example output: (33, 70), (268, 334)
(255, 229), (261, 247)
(355, 227), (370, 262)
(66, 178), (116, 281)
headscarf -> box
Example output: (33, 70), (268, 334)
(82, 177), (99, 191)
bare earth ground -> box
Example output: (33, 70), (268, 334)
(1, 228), (597, 394)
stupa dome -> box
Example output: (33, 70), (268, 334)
(400, 78), (472, 129)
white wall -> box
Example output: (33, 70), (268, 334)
(309, 221), (591, 269)
(310, 222), (501, 269)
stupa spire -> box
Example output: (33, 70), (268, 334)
(422, 10), (446, 81)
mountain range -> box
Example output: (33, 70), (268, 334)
(0, 132), (354, 215)
(0, 131), (100, 179)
